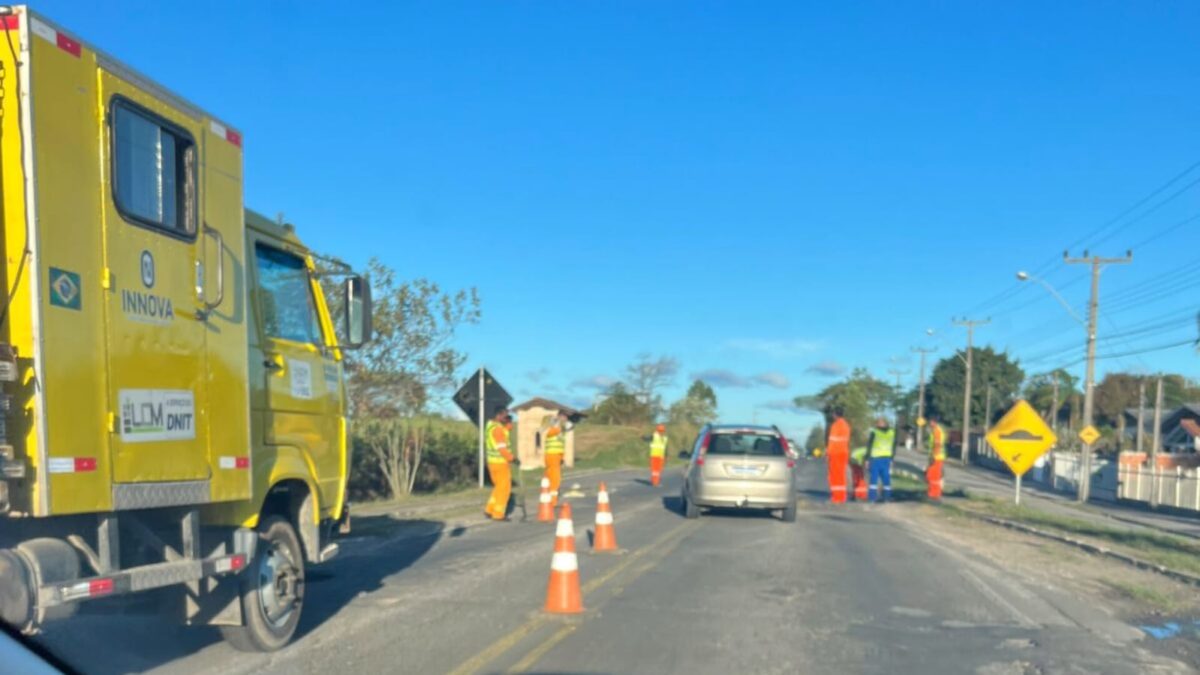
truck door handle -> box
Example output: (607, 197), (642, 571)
(202, 223), (225, 311)
(263, 355), (285, 372)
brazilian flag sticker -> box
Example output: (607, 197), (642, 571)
(49, 267), (82, 310)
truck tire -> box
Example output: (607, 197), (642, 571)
(220, 516), (305, 652)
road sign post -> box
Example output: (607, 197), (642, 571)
(985, 400), (1058, 505)
(452, 368), (513, 490)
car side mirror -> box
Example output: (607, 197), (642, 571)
(677, 450), (690, 460)
(343, 275), (373, 348)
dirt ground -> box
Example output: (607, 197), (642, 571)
(905, 501), (1200, 669)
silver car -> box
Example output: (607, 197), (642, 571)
(680, 424), (798, 522)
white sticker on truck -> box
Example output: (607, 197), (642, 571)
(289, 360), (313, 400)
(119, 389), (196, 443)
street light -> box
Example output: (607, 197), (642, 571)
(1016, 271), (1085, 326)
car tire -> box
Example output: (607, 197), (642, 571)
(683, 488), (700, 519)
(781, 498), (797, 523)
(220, 516), (306, 652)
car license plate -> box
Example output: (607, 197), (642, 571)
(730, 465), (759, 477)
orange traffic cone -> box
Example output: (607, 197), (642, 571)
(545, 502), (583, 614)
(537, 477), (555, 522)
(592, 481), (618, 552)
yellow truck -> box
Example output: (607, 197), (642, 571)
(0, 6), (371, 651)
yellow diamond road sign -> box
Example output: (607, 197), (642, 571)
(1078, 425), (1101, 446)
(984, 399), (1057, 477)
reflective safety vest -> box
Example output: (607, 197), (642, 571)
(850, 446), (868, 466)
(868, 428), (895, 459)
(486, 420), (509, 463)
(544, 425), (565, 455)
(649, 432), (668, 458)
(927, 422), (946, 462)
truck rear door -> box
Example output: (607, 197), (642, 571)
(99, 74), (210, 485)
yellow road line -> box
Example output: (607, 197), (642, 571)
(505, 624), (577, 674)
(446, 519), (698, 675)
(510, 522), (699, 672)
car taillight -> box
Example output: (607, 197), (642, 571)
(778, 435), (790, 456)
(696, 431), (711, 466)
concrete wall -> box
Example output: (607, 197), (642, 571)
(514, 406), (575, 469)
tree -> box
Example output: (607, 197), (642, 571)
(794, 368), (892, 446)
(1095, 373), (1143, 449)
(1023, 369), (1079, 427)
(623, 354), (680, 414)
(927, 346), (1024, 430)
(1163, 374), (1200, 408)
(668, 379), (718, 425)
(321, 258), (481, 499)
(805, 425), (825, 452)
(590, 383), (654, 426)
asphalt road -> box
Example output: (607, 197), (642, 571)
(30, 462), (1190, 674)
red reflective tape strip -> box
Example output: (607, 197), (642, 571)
(89, 578), (114, 596)
(56, 32), (81, 57)
(235, 456), (249, 469)
(74, 457), (96, 472)
(225, 128), (242, 148)
(0, 16), (19, 31)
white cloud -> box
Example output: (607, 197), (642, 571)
(693, 369), (791, 390)
(570, 374), (617, 391)
(752, 371), (790, 389)
(761, 399), (801, 412)
(805, 360), (846, 377)
(724, 338), (821, 359)
(692, 369), (750, 388)
(525, 367), (551, 383)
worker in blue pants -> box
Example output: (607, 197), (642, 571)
(866, 418), (897, 503)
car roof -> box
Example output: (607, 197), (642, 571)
(709, 424), (779, 434)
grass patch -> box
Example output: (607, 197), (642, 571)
(572, 423), (691, 471)
(1105, 580), (1182, 613)
(951, 499), (1200, 577)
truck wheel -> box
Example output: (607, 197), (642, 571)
(781, 498), (797, 523)
(220, 516), (305, 652)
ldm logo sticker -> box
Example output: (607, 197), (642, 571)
(119, 389), (195, 443)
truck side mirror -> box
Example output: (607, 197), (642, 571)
(344, 275), (373, 348)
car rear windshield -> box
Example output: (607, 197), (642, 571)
(707, 433), (784, 456)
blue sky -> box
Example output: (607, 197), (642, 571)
(40, 1), (1200, 438)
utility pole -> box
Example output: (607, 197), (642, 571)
(1051, 377), (1060, 436)
(1064, 250), (1132, 502)
(887, 368), (909, 429)
(912, 346), (936, 456)
(953, 318), (990, 465)
(1136, 379), (1146, 455)
(1150, 374), (1164, 508)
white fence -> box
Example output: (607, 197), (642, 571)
(1117, 463), (1200, 510)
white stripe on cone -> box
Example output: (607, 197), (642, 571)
(556, 518), (574, 538)
(541, 477), (550, 488)
(595, 511), (614, 526)
(540, 492), (552, 504)
(551, 552), (578, 572)
(597, 491), (610, 504)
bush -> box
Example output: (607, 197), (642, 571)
(347, 419), (478, 501)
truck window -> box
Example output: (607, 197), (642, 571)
(112, 100), (196, 237)
(254, 243), (324, 345)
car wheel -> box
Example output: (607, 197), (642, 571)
(683, 488), (700, 519)
(220, 516), (306, 652)
(781, 498), (797, 523)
